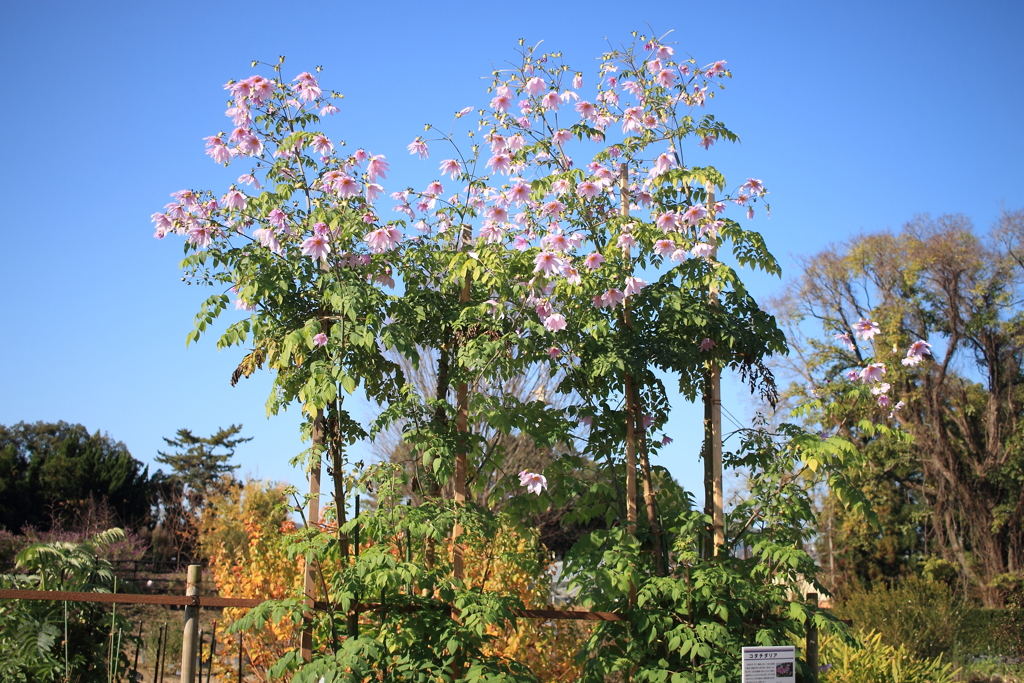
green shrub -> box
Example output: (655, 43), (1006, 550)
(0, 528), (137, 682)
(821, 631), (958, 683)
(834, 576), (966, 659)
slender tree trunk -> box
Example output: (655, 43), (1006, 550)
(452, 272), (471, 581)
(706, 189), (725, 555)
(618, 164), (639, 541)
(301, 408), (324, 661)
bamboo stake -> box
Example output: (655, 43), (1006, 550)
(301, 409), (324, 660)
(180, 564), (201, 683)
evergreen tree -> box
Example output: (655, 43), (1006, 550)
(0, 421), (154, 533)
(155, 424), (248, 499)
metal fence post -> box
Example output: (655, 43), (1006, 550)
(181, 564), (202, 683)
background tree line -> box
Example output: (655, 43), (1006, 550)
(772, 208), (1024, 608)
(0, 420), (247, 566)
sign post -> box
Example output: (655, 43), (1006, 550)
(741, 646), (796, 683)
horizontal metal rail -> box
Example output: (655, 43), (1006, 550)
(0, 589), (626, 621)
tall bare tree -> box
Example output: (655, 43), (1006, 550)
(773, 210), (1024, 606)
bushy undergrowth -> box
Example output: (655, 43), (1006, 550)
(833, 576), (967, 659)
(820, 631), (959, 683)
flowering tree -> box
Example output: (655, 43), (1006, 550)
(154, 32), (875, 682)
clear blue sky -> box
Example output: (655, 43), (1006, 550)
(1, 0), (1021, 502)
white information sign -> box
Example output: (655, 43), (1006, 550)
(741, 646), (796, 682)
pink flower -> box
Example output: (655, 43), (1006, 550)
(683, 204), (707, 226)
(552, 129), (573, 145)
(267, 208), (288, 229)
(572, 73), (583, 89)
(544, 313), (567, 332)
(334, 175), (360, 198)
(224, 189), (247, 210)
(312, 135), (334, 156)
(353, 149), (369, 164)
(455, 106), (473, 118)
(845, 370), (860, 382)
(480, 221), (505, 244)
(859, 363), (886, 384)
(439, 159), (463, 179)
(541, 91), (561, 110)
(407, 137), (429, 159)
(870, 383), (891, 396)
(583, 252), (605, 270)
(187, 225), (214, 249)
(691, 243), (715, 259)
(204, 136), (231, 164)
(509, 182), (531, 205)
(705, 60), (727, 78)
(487, 154), (512, 175)
(699, 135), (715, 150)
(365, 226), (402, 253)
(548, 346), (562, 359)
(541, 233), (570, 252)
(576, 181), (601, 199)
(237, 174), (262, 189)
(313, 333), (328, 347)
(657, 69), (677, 88)
(651, 153), (675, 178)
(491, 87), (514, 112)
(616, 233), (636, 249)
(541, 200), (565, 218)
(486, 205), (509, 223)
(518, 470), (548, 495)
(320, 103), (340, 116)
(252, 227), (280, 252)
(151, 212), (172, 239)
(525, 77), (546, 95)
(624, 277), (647, 297)
(367, 155), (390, 182)
(291, 73), (322, 102)
(742, 178), (765, 195)
(622, 106), (644, 133)
(877, 394), (891, 408)
(654, 239), (676, 257)
(902, 340), (932, 366)
(534, 251), (563, 276)
(597, 288), (624, 308)
(656, 212), (680, 232)
(699, 338), (716, 352)
(853, 319), (881, 340)
(834, 332), (856, 351)
(575, 100), (597, 120)
(301, 234), (331, 261)
(365, 183), (384, 203)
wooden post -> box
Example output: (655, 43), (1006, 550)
(180, 564), (201, 683)
(807, 592), (819, 682)
(301, 409), (325, 660)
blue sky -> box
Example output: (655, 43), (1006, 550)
(1, 0), (1021, 502)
